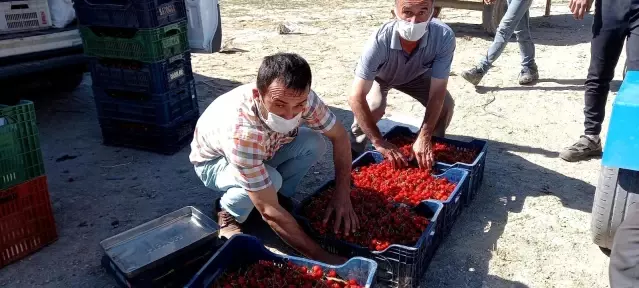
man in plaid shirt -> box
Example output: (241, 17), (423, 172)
(190, 53), (357, 264)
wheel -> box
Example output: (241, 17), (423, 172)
(211, 4), (223, 53)
(591, 166), (639, 249)
(47, 66), (86, 93)
(482, 0), (508, 36)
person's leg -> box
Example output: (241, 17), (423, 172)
(512, 5), (538, 84)
(194, 158), (283, 224)
(265, 127), (327, 199)
(610, 202), (639, 287)
(560, 0), (626, 162)
(461, 0), (533, 85)
(350, 79), (390, 154)
(393, 73), (455, 138)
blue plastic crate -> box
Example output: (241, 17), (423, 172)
(352, 151), (469, 241)
(185, 234), (378, 288)
(382, 125), (487, 206)
(602, 71), (639, 171)
(89, 52), (194, 95)
(74, 0), (187, 29)
(293, 182), (443, 288)
(94, 80), (198, 126)
(100, 110), (198, 155)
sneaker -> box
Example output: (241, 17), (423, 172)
(518, 65), (539, 85)
(461, 67), (487, 86)
(559, 135), (603, 162)
(216, 210), (243, 240)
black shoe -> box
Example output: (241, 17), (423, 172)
(559, 135), (603, 162)
(518, 65), (539, 85)
(461, 66), (487, 86)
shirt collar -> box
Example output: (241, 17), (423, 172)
(390, 20), (431, 51)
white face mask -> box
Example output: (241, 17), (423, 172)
(257, 98), (302, 134)
(395, 7), (434, 42)
(396, 19), (429, 41)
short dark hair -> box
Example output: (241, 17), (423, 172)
(256, 52), (312, 95)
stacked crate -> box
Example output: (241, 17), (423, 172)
(0, 0), (52, 34)
(0, 101), (57, 269)
(74, 0), (199, 155)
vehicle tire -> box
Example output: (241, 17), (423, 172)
(47, 66), (86, 93)
(482, 0), (508, 36)
(591, 166), (639, 250)
(211, 4), (223, 53)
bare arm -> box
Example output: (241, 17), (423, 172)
(347, 77), (381, 144)
(419, 78), (448, 139)
(248, 185), (345, 264)
(348, 77), (408, 168)
(321, 122), (359, 235)
(413, 78), (448, 169)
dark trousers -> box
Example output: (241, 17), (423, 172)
(610, 202), (639, 287)
(584, 0), (639, 135)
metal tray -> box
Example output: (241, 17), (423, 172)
(100, 206), (220, 278)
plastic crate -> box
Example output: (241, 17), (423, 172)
(0, 100), (45, 190)
(89, 52), (193, 94)
(0, 0), (51, 34)
(383, 125), (487, 206)
(99, 110), (198, 155)
(352, 151), (469, 240)
(80, 21), (189, 62)
(0, 176), (57, 268)
(294, 185), (442, 288)
(93, 80), (198, 126)
(101, 240), (222, 288)
(74, 0), (186, 29)
(185, 234), (378, 288)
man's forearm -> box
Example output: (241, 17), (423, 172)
(330, 126), (352, 193)
(262, 205), (329, 260)
(419, 86), (446, 138)
(349, 95), (383, 144)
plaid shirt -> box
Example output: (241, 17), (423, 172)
(189, 83), (336, 191)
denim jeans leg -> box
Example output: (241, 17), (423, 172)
(479, 0), (533, 71)
(265, 127), (328, 198)
(194, 157), (283, 223)
(513, 7), (535, 68)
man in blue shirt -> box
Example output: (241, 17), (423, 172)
(348, 0), (456, 170)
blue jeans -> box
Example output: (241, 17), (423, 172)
(194, 128), (327, 223)
(479, 0), (536, 71)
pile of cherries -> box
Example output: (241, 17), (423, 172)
(388, 135), (479, 164)
(213, 260), (363, 288)
(303, 186), (430, 251)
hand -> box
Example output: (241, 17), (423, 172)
(569, 0), (593, 20)
(373, 139), (409, 169)
(412, 134), (434, 170)
(484, 0), (495, 4)
(323, 191), (360, 236)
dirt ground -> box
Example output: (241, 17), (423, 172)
(0, 0), (626, 287)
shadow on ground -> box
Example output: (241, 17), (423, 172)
(445, 13), (592, 46)
(247, 106), (594, 288)
(474, 78), (622, 94)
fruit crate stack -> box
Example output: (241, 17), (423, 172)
(73, 0), (199, 155)
(0, 101), (57, 269)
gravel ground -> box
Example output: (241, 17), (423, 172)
(0, 0), (624, 287)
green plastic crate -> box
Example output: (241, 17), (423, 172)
(0, 101), (45, 190)
(80, 21), (190, 63)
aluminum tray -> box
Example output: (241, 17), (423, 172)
(100, 206), (220, 278)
